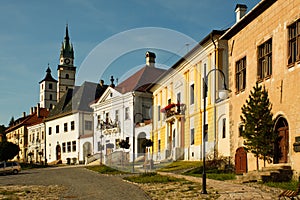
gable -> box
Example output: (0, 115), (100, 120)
(95, 87), (122, 104)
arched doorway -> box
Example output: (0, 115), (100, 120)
(83, 142), (92, 160)
(235, 147), (247, 174)
(137, 132), (146, 156)
(274, 116), (289, 164)
(56, 144), (61, 161)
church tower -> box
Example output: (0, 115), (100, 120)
(57, 24), (76, 101)
(39, 65), (58, 109)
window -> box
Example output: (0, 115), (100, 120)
(64, 123), (68, 132)
(85, 121), (92, 130)
(62, 142), (66, 153)
(56, 125), (59, 133)
(190, 84), (195, 105)
(115, 110), (119, 122)
(48, 127), (52, 135)
(49, 83), (53, 89)
(158, 139), (161, 152)
(222, 118), (226, 139)
(50, 94), (53, 100)
(239, 124), (245, 137)
(71, 121), (75, 130)
(258, 39), (272, 80)
(191, 128), (195, 145)
(288, 20), (300, 64)
(236, 57), (246, 92)
(177, 92), (181, 103)
(125, 107), (130, 120)
(66, 74), (69, 79)
(67, 142), (71, 152)
(105, 112), (109, 123)
(72, 141), (76, 152)
(157, 105), (161, 121)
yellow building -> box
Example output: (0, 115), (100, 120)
(221, 0), (300, 176)
(149, 30), (229, 162)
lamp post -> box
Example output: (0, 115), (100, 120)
(202, 67), (229, 194)
(132, 112), (143, 173)
(97, 120), (104, 166)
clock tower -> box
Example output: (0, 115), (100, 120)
(57, 24), (76, 101)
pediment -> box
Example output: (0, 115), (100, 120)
(96, 87), (122, 104)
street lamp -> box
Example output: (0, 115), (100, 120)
(201, 67), (229, 194)
(97, 120), (104, 166)
(132, 112), (143, 173)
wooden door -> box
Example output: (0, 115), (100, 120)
(278, 127), (289, 163)
(235, 147), (247, 174)
(56, 145), (61, 160)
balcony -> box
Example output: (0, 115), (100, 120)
(160, 103), (185, 121)
(98, 120), (120, 135)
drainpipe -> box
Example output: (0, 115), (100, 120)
(211, 32), (218, 159)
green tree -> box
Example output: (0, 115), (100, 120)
(240, 82), (276, 170)
(9, 116), (14, 127)
(0, 141), (19, 161)
(0, 125), (6, 141)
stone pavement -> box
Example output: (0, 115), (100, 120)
(158, 172), (284, 200)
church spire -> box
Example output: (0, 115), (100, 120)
(64, 24), (70, 44)
(60, 24), (74, 64)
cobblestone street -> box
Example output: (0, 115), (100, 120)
(0, 166), (287, 199)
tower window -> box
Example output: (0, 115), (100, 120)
(49, 83), (53, 89)
(66, 74), (69, 79)
(50, 94), (53, 100)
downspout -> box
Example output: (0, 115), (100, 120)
(211, 32), (218, 159)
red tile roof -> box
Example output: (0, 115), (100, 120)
(115, 65), (166, 94)
(5, 108), (49, 133)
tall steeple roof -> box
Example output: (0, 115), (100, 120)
(39, 65), (57, 83)
(60, 24), (74, 59)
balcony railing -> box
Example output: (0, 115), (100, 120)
(98, 119), (120, 135)
(160, 103), (185, 119)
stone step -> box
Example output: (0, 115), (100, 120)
(262, 164), (291, 171)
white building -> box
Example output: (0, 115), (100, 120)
(90, 52), (166, 166)
(45, 81), (107, 164)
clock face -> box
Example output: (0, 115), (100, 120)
(64, 58), (70, 64)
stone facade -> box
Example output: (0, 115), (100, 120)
(222, 0), (300, 175)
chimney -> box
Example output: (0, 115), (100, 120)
(235, 4), (247, 23)
(23, 112), (26, 117)
(145, 51), (156, 67)
(37, 103), (40, 118)
(100, 80), (104, 87)
(30, 107), (34, 115)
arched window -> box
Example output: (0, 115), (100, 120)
(49, 83), (53, 89)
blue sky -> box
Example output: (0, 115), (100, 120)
(0, 0), (260, 126)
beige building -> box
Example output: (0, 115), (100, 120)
(5, 105), (49, 162)
(221, 0), (300, 175)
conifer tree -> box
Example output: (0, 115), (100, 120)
(240, 82), (276, 170)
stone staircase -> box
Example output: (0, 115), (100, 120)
(237, 164), (293, 183)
